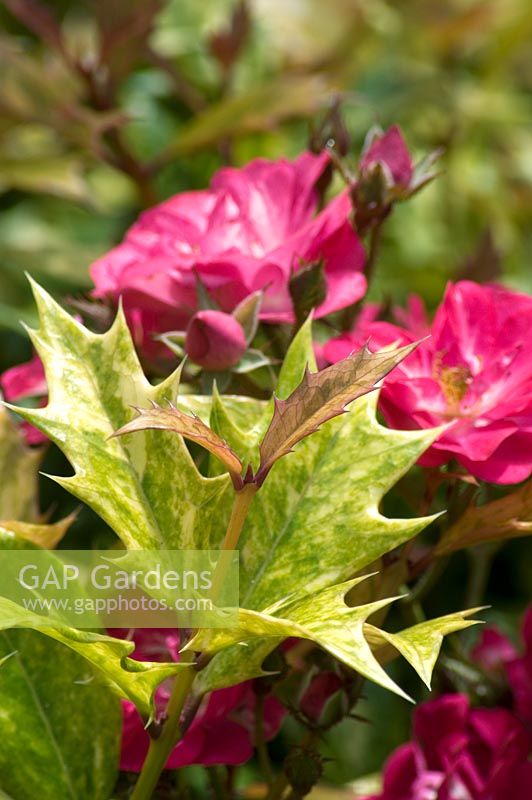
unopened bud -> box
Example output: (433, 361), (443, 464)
(185, 310), (246, 371)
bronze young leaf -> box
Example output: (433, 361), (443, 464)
(112, 404), (244, 489)
(255, 341), (420, 485)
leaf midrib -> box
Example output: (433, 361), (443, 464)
(0, 631), (77, 800)
(241, 418), (425, 609)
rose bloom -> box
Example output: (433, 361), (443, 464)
(0, 355), (47, 445)
(324, 281), (532, 484)
(366, 694), (532, 800)
(116, 629), (285, 771)
(473, 606), (532, 733)
(91, 152), (366, 355)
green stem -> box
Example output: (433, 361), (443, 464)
(131, 484), (258, 799)
(222, 483), (257, 550)
(130, 659), (196, 800)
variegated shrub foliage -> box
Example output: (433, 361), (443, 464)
(0, 282), (479, 797)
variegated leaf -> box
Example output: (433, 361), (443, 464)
(7, 279), (232, 550)
(112, 403), (244, 488)
(364, 609), (483, 688)
(194, 325), (450, 696)
(0, 596), (186, 720)
(206, 319), (442, 611)
(191, 583), (480, 699)
(0, 629), (121, 800)
(190, 578), (410, 699)
(11, 284), (463, 706)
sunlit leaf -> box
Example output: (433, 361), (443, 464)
(8, 280), (232, 550)
(112, 402), (244, 488)
(0, 406), (41, 522)
(0, 513), (76, 549)
(0, 597), (185, 719)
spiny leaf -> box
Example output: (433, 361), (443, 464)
(191, 578), (411, 700)
(7, 279), (232, 550)
(364, 608), (483, 688)
(192, 583), (481, 701)
(435, 478), (532, 556)
(112, 403), (244, 488)
(194, 323), (445, 696)
(0, 596), (185, 720)
(205, 322), (441, 610)
(255, 341), (420, 485)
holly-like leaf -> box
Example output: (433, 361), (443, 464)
(113, 403), (244, 489)
(7, 279), (232, 551)
(190, 578), (410, 699)
(191, 584), (480, 700)
(0, 406), (76, 548)
(0, 630), (121, 800)
(435, 479), (532, 556)
(12, 285), (461, 706)
(190, 326), (448, 696)
(0, 596), (185, 720)
(208, 393), (440, 616)
(255, 340), (420, 485)
(364, 609), (483, 688)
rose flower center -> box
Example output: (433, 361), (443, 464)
(433, 354), (472, 416)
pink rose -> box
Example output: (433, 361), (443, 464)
(0, 355), (47, 445)
(90, 153), (366, 355)
(366, 694), (532, 800)
(324, 282), (532, 484)
(116, 629), (285, 771)
(473, 607), (532, 733)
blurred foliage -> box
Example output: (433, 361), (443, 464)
(0, 0), (531, 790)
(0, 0), (531, 356)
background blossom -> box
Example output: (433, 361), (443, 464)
(366, 694), (532, 800)
(324, 281), (532, 484)
(91, 153), (366, 355)
(0, 355), (47, 445)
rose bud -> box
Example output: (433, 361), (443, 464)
(185, 310), (247, 371)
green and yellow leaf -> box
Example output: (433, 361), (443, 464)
(8, 279), (232, 551)
(0, 596), (185, 720)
